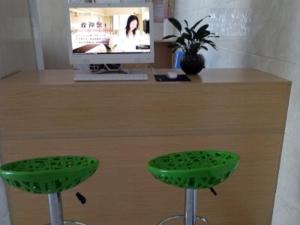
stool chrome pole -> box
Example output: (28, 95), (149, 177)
(185, 189), (197, 225)
(48, 192), (64, 225)
(157, 189), (209, 225)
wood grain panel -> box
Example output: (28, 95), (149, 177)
(0, 83), (290, 135)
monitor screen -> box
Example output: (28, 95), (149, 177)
(67, 3), (154, 64)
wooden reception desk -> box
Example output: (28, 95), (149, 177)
(0, 69), (291, 225)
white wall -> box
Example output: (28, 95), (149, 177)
(37, 0), (71, 69)
(0, 0), (35, 78)
(0, 142), (11, 225)
(175, 0), (300, 225)
(247, 1), (300, 224)
(174, 0), (253, 68)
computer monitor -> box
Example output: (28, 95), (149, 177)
(66, 2), (154, 65)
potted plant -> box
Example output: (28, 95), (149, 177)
(163, 16), (219, 75)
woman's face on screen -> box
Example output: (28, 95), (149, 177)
(130, 19), (138, 31)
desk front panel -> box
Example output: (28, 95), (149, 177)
(0, 83), (290, 135)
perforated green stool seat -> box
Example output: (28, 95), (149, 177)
(148, 150), (239, 189)
(0, 156), (99, 194)
(148, 150), (239, 225)
(0, 155), (99, 225)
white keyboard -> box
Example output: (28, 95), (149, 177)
(74, 73), (148, 81)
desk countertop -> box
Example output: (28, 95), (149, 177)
(0, 68), (290, 85)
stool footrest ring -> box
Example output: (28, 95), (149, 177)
(46, 220), (86, 225)
(158, 215), (209, 225)
(63, 220), (86, 225)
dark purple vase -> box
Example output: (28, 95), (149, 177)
(180, 54), (205, 75)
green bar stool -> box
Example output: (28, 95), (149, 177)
(148, 150), (239, 225)
(0, 155), (99, 225)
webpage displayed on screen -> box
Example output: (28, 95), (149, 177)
(69, 7), (151, 54)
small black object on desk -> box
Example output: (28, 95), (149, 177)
(154, 74), (191, 82)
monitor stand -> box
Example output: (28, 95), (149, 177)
(89, 64), (128, 74)
(73, 64), (148, 81)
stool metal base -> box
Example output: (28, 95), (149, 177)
(47, 220), (86, 225)
(158, 215), (209, 225)
(158, 189), (209, 225)
(62, 221), (86, 225)
(47, 221), (86, 225)
(47, 193), (86, 225)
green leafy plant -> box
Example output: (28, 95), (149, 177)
(163, 16), (219, 55)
